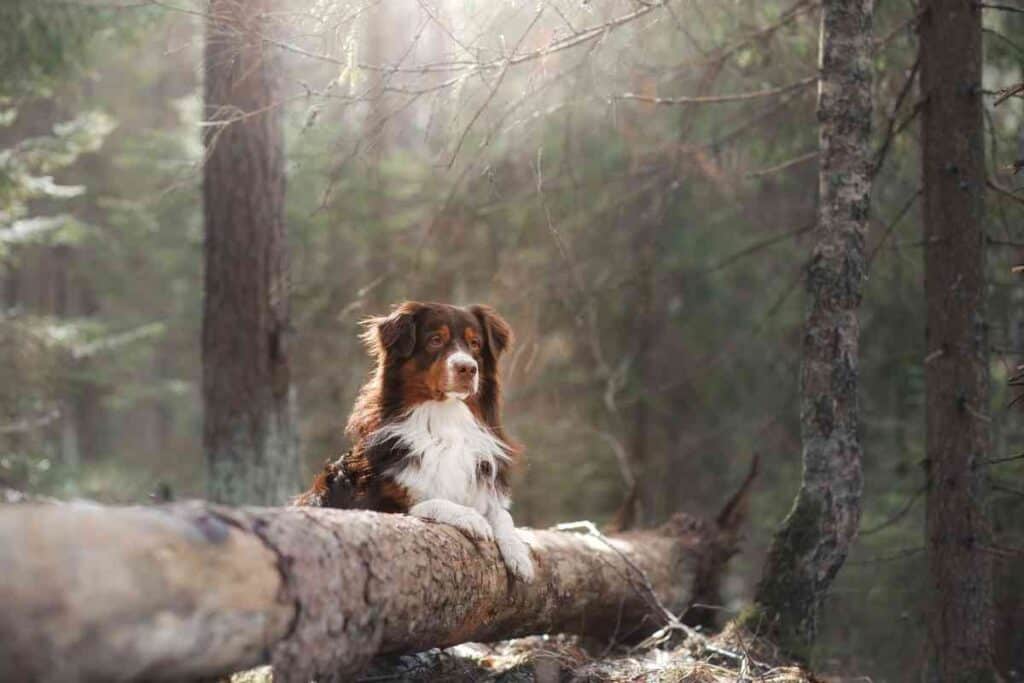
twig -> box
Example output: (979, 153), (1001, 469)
(987, 178), (1024, 207)
(0, 409), (62, 435)
(993, 481), (1024, 498)
(70, 321), (165, 360)
(615, 76), (816, 106)
(874, 9), (923, 50)
(860, 487), (924, 536)
(848, 546), (924, 565)
(746, 151), (818, 178)
(554, 521), (678, 626)
(703, 224), (813, 274)
(553, 521), (771, 672)
(592, 429), (636, 489)
(709, 0), (819, 67)
(993, 81), (1024, 107)
(414, 0), (475, 62)
(338, 0), (671, 76)
(977, 452), (1024, 467)
(984, 28), (1024, 58)
(986, 237), (1024, 248)
(446, 8), (544, 167)
(872, 56), (920, 178)
(981, 3), (1024, 16)
(868, 187), (922, 264)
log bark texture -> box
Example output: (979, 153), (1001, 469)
(748, 0), (872, 657)
(0, 501), (738, 683)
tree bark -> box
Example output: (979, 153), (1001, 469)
(920, 1), (995, 679)
(746, 0), (872, 657)
(0, 501), (740, 683)
(203, 0), (297, 505)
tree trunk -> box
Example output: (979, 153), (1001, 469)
(920, 1), (995, 679)
(745, 0), (872, 657)
(0, 501), (743, 683)
(202, 0), (296, 505)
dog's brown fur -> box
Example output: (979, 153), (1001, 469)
(294, 301), (517, 512)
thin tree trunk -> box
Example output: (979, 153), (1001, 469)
(630, 228), (656, 526)
(744, 0), (872, 657)
(920, 1), (995, 679)
(0, 501), (743, 683)
(202, 0), (296, 505)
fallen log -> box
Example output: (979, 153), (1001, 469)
(0, 472), (753, 683)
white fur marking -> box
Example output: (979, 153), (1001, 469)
(375, 399), (509, 510)
(486, 501), (535, 582)
(446, 350), (479, 394)
(410, 499), (493, 540)
(375, 399), (534, 581)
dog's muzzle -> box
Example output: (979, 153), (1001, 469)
(446, 351), (479, 397)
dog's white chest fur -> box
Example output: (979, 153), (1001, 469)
(377, 399), (509, 511)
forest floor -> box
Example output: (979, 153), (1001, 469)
(231, 625), (814, 682)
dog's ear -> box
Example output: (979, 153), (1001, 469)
(469, 304), (512, 362)
(361, 302), (423, 360)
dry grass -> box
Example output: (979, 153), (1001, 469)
(227, 626), (817, 682)
(351, 627), (816, 682)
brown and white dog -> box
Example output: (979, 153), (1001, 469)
(295, 301), (534, 581)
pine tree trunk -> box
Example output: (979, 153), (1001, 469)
(920, 1), (995, 679)
(202, 0), (296, 505)
(745, 0), (872, 657)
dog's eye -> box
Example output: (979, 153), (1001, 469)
(427, 334), (444, 349)
(468, 338), (481, 352)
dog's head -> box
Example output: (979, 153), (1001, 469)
(361, 301), (512, 409)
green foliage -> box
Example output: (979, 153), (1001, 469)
(0, 0), (109, 97)
(0, 110), (115, 252)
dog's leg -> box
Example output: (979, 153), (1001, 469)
(485, 502), (535, 582)
(409, 499), (493, 541)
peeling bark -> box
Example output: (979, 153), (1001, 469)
(746, 0), (872, 657)
(0, 502), (738, 683)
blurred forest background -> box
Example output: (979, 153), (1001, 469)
(2, 0), (1023, 679)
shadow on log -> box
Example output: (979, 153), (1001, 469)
(0, 464), (755, 682)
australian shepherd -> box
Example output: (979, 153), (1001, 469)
(295, 301), (534, 581)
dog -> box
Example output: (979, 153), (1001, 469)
(294, 301), (534, 582)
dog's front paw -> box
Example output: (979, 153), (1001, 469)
(410, 500), (494, 542)
(497, 532), (535, 583)
(450, 509), (494, 541)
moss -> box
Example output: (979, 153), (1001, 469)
(739, 494), (827, 662)
(733, 603), (770, 635)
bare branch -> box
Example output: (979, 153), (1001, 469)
(868, 187), (922, 264)
(977, 452), (1024, 466)
(860, 487), (924, 536)
(0, 409), (61, 435)
(980, 3), (1024, 15)
(987, 177), (1024, 207)
(447, 8), (545, 167)
(872, 56), (920, 178)
(993, 81), (1024, 107)
(848, 547), (925, 565)
(615, 76), (817, 106)
(703, 224), (813, 274)
(746, 151), (818, 178)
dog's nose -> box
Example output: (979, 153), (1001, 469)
(453, 359), (477, 377)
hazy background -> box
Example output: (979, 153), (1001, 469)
(2, 1), (1023, 679)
